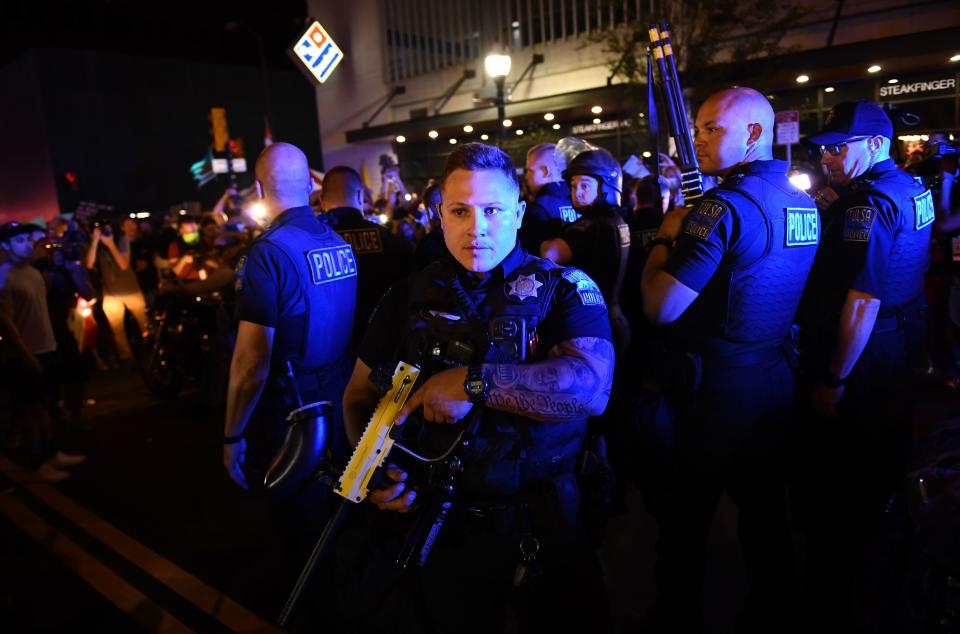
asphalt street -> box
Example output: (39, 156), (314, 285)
(1, 367), (957, 633)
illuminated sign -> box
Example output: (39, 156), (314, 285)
(880, 77), (956, 97)
(293, 21), (344, 84)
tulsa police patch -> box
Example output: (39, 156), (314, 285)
(842, 206), (878, 242)
(913, 190), (934, 231)
(305, 245), (357, 285)
(562, 268), (605, 307)
(683, 199), (729, 240)
(785, 207), (819, 247)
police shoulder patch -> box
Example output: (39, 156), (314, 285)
(842, 205), (878, 243)
(913, 190), (934, 231)
(561, 268), (606, 307)
(305, 244), (357, 285)
(683, 198), (730, 241)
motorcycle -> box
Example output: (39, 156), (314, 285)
(138, 275), (225, 398)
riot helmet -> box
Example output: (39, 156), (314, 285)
(562, 148), (622, 207)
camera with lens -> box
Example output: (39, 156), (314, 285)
(92, 215), (113, 237)
(43, 239), (83, 262)
(929, 141), (960, 160)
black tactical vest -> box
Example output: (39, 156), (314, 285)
(401, 254), (586, 499)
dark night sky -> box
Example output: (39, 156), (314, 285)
(0, 0), (311, 71)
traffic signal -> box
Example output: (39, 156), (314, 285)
(229, 138), (245, 158)
(209, 107), (229, 152)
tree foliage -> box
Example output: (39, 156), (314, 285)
(593, 0), (804, 84)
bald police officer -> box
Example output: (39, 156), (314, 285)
(519, 143), (578, 254)
(640, 87), (820, 633)
(222, 143), (357, 561)
(320, 165), (412, 347)
(794, 100), (933, 628)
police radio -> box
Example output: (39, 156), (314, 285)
(489, 316), (529, 362)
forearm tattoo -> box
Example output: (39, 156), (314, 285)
(485, 337), (615, 422)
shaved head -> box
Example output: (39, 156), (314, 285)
(694, 87), (775, 176)
(524, 143), (563, 195)
(254, 142), (312, 215)
(321, 166), (364, 211)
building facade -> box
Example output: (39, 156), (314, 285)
(306, 0), (960, 192)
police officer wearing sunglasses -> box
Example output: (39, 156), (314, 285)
(793, 100), (933, 628)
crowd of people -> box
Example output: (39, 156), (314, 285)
(2, 88), (958, 633)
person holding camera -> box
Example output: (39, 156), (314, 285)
(85, 217), (148, 366)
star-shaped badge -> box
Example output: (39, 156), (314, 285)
(507, 273), (543, 301)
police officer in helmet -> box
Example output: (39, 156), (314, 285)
(541, 148), (631, 358)
(640, 87), (819, 632)
(222, 143), (357, 568)
(339, 142), (614, 633)
(793, 100), (933, 628)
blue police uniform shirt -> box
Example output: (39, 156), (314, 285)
(519, 181), (579, 254)
(830, 158), (931, 304)
(359, 242), (611, 374)
(664, 159), (820, 352)
(236, 206), (357, 369)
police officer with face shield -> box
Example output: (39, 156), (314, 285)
(337, 142), (614, 633)
(640, 87), (820, 633)
(540, 148), (631, 358)
(793, 100), (933, 629)
(222, 143), (357, 571)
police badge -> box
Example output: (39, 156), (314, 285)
(506, 273), (544, 301)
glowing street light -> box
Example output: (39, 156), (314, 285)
(485, 51), (512, 146)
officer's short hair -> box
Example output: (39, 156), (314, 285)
(440, 143), (518, 193)
(322, 166), (364, 201)
(526, 143), (556, 163)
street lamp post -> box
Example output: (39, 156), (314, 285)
(484, 53), (512, 146)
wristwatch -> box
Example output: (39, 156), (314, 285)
(463, 364), (488, 404)
(648, 237), (674, 251)
(823, 372), (848, 388)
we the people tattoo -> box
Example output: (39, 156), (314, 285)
(485, 337), (614, 422)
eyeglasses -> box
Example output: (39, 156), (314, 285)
(819, 136), (872, 157)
